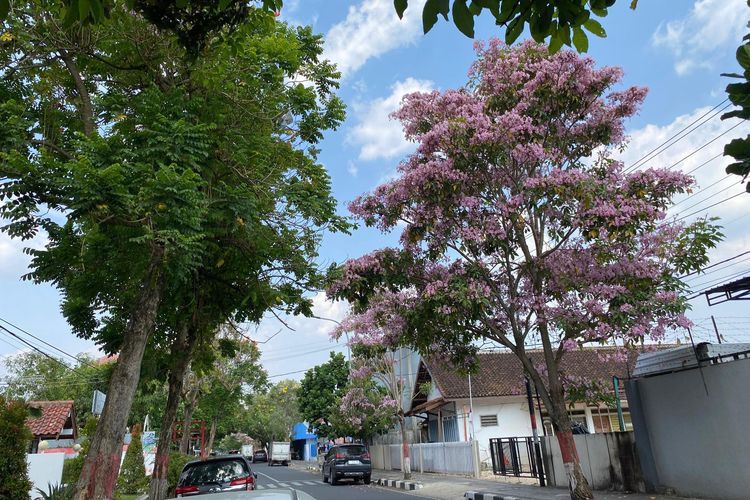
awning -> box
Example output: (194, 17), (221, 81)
(405, 397), (445, 416)
(704, 275), (750, 306)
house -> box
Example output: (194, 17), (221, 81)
(26, 400), (78, 453)
(405, 347), (654, 462)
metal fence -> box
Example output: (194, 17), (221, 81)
(370, 441), (478, 476)
(489, 437), (543, 479)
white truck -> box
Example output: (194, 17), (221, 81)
(241, 444), (254, 458)
(268, 441), (291, 466)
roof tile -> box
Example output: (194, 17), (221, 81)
(26, 400), (75, 438)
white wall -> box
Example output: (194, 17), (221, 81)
(27, 453), (65, 497)
(453, 396), (541, 464)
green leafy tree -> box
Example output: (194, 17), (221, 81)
(117, 424), (148, 495)
(297, 352), (349, 438)
(245, 380), (300, 449)
(1, 3), (346, 499)
(0, 396), (33, 499)
(722, 11), (750, 193)
(395, 0), (636, 51)
(193, 327), (268, 453)
(2, 352), (114, 427)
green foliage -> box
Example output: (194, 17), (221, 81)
(722, 10), (750, 192)
(167, 452), (193, 497)
(398, 0), (634, 52)
(218, 433), (244, 451)
(61, 416), (97, 486)
(117, 424), (148, 495)
(244, 380), (301, 448)
(297, 352), (349, 438)
(0, 396), (33, 499)
(34, 483), (74, 500)
(2, 352), (114, 427)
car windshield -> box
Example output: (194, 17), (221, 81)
(339, 446), (366, 456)
(180, 459), (248, 486)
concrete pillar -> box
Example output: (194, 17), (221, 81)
(584, 408), (596, 434)
(472, 439), (481, 478)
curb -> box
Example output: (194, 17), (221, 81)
(464, 491), (527, 500)
(376, 478), (423, 491)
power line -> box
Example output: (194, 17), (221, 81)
(664, 121), (743, 172)
(624, 99), (729, 173)
(684, 152), (723, 176)
(0, 325), (71, 370)
(672, 174), (731, 209)
(675, 191), (746, 222)
(681, 250), (750, 279)
(0, 316), (96, 368)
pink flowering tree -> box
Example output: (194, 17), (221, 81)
(331, 346), (413, 479)
(328, 40), (721, 499)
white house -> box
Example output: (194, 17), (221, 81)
(404, 348), (647, 464)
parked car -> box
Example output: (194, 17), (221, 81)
(176, 455), (258, 497)
(252, 450), (268, 463)
(321, 444), (371, 486)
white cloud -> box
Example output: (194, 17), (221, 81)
(324, 0), (426, 78)
(652, 0), (748, 75)
(616, 105), (750, 264)
(348, 77), (434, 161)
(347, 161), (359, 176)
(248, 291), (350, 380)
(0, 231), (47, 279)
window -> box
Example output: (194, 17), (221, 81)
(480, 414), (498, 427)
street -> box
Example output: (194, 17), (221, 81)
(253, 463), (423, 500)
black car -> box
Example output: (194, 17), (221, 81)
(322, 444), (372, 486)
(252, 450), (267, 463)
(175, 455), (257, 496)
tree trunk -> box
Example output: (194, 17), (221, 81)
(398, 414), (411, 480)
(550, 387), (594, 500)
(206, 417), (218, 454)
(74, 246), (166, 500)
(179, 388), (199, 454)
(148, 323), (197, 500)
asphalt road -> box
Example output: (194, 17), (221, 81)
(252, 462), (418, 500)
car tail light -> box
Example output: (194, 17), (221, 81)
(362, 451), (370, 460)
(335, 452), (346, 459)
(175, 485), (199, 495)
(230, 475), (255, 490)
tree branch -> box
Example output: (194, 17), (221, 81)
(30, 139), (74, 160)
(58, 49), (95, 136)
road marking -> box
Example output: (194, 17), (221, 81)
(303, 481), (319, 485)
(289, 481), (303, 486)
(266, 484), (278, 489)
(255, 471), (282, 484)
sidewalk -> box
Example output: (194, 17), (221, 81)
(371, 469), (702, 500)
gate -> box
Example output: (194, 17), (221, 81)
(489, 437), (544, 480)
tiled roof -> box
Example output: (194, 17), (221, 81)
(26, 400), (75, 438)
(423, 347), (660, 399)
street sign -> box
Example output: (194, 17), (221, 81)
(91, 389), (106, 416)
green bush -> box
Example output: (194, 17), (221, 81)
(167, 452), (193, 497)
(62, 416), (97, 486)
(34, 483), (74, 500)
(0, 396), (33, 500)
(116, 424), (148, 495)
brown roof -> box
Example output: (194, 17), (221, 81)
(26, 400), (75, 438)
(423, 347), (655, 400)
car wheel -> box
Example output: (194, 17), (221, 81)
(330, 467), (338, 486)
(364, 475), (371, 485)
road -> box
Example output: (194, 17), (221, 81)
(252, 462), (420, 500)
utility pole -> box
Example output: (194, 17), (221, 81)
(711, 315), (722, 344)
(525, 377), (545, 486)
(468, 373), (475, 440)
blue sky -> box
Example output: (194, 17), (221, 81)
(2, 0), (750, 380)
